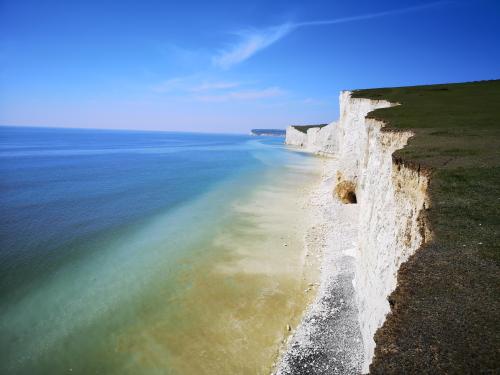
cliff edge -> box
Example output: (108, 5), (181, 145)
(280, 80), (499, 374)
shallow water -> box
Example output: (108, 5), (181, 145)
(0, 126), (321, 374)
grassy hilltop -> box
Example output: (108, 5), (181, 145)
(290, 124), (328, 134)
(352, 80), (500, 373)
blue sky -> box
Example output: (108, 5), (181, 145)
(1, 0), (499, 133)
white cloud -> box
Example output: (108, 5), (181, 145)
(195, 87), (285, 102)
(212, 23), (294, 69)
(151, 76), (282, 102)
(151, 76), (240, 94)
(294, 1), (451, 28)
(190, 81), (241, 92)
(212, 1), (450, 69)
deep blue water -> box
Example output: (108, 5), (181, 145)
(0, 127), (273, 296)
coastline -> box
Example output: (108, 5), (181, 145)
(0, 133), (327, 374)
(277, 81), (500, 374)
(276, 90), (431, 373)
(274, 155), (363, 375)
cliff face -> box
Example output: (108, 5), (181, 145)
(285, 92), (430, 372)
(285, 126), (309, 148)
(285, 124), (338, 155)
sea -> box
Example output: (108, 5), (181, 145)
(0, 126), (321, 374)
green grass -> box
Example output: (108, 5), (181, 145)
(353, 80), (500, 130)
(290, 124), (328, 134)
(352, 80), (500, 373)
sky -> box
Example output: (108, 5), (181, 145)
(0, 0), (499, 133)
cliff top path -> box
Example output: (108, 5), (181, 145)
(352, 80), (500, 374)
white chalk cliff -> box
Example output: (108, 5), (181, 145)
(284, 91), (430, 372)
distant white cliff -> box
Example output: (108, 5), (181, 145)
(285, 124), (337, 155)
(283, 92), (430, 372)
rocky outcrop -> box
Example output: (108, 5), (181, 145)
(282, 91), (430, 372)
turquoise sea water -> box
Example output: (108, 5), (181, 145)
(0, 126), (319, 374)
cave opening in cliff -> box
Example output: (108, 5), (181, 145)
(345, 191), (357, 204)
(335, 180), (357, 204)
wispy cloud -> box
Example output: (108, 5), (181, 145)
(151, 76), (240, 93)
(212, 23), (294, 69)
(294, 1), (451, 28)
(195, 87), (285, 102)
(190, 81), (241, 92)
(212, 1), (451, 69)
(151, 76), (282, 102)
